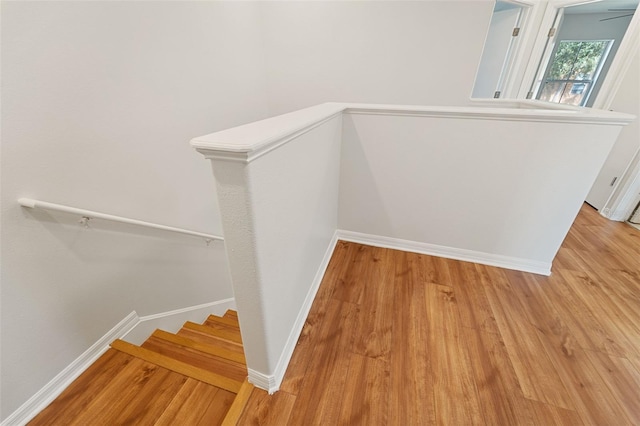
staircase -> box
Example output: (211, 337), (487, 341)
(28, 310), (253, 425)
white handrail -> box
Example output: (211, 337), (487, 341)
(18, 198), (223, 243)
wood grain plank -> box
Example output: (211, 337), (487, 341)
(142, 335), (247, 382)
(183, 321), (243, 344)
(28, 350), (135, 425)
(351, 246), (394, 360)
(236, 388), (297, 426)
(536, 327), (630, 425)
(286, 300), (357, 425)
(111, 339), (242, 393)
(152, 329), (246, 364)
(154, 379), (224, 426)
(477, 265), (574, 410)
(426, 283), (483, 425)
(390, 251), (436, 425)
(338, 353), (389, 425)
(446, 259), (499, 334)
(222, 379), (254, 426)
(177, 327), (245, 355)
(584, 351), (640, 424)
(64, 358), (179, 425)
(206, 314), (241, 329)
(461, 326), (524, 425)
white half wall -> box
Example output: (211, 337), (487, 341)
(194, 110), (343, 390)
(192, 101), (632, 393)
(1, 2), (268, 420)
(338, 107), (626, 272)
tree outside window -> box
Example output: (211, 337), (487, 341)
(537, 40), (613, 106)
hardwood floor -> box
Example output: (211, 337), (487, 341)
(238, 204), (640, 425)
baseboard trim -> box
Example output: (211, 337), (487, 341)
(121, 298), (236, 345)
(336, 230), (552, 276)
(1, 312), (139, 426)
(248, 231), (339, 393)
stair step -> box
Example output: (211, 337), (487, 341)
(183, 321), (243, 345)
(221, 379), (254, 426)
(151, 329), (246, 365)
(177, 328), (245, 355)
(111, 339), (243, 393)
(206, 314), (240, 329)
(203, 318), (242, 336)
(224, 310), (238, 320)
(141, 335), (247, 383)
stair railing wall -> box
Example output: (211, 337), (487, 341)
(191, 100), (634, 393)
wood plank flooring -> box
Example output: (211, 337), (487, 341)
(238, 204), (640, 425)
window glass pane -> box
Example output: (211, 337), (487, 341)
(548, 41), (609, 80)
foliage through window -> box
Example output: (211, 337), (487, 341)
(537, 40), (612, 106)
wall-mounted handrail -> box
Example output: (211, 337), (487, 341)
(18, 198), (223, 243)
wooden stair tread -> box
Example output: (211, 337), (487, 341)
(111, 339), (243, 393)
(151, 329), (246, 364)
(177, 328), (245, 355)
(221, 379), (255, 426)
(141, 335), (247, 383)
(183, 321), (243, 344)
(224, 310), (238, 320)
(206, 314), (240, 329)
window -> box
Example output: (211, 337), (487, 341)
(537, 40), (613, 106)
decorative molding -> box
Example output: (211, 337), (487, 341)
(344, 104), (634, 126)
(195, 113), (342, 164)
(248, 232), (339, 394)
(1, 312), (140, 426)
(336, 230), (552, 276)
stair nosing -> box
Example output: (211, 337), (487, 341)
(183, 321), (243, 345)
(151, 329), (246, 365)
(110, 339), (243, 394)
(221, 379), (254, 426)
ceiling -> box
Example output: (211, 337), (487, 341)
(565, 0), (638, 14)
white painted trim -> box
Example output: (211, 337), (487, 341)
(121, 298), (236, 345)
(336, 230), (552, 276)
(192, 102), (634, 165)
(247, 232), (339, 393)
(1, 312), (140, 426)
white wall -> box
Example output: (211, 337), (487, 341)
(260, 0), (494, 115)
(1, 1), (268, 419)
(338, 109), (624, 272)
(589, 47), (640, 212)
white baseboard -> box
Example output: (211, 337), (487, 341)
(1, 312), (139, 426)
(248, 232), (339, 393)
(121, 298), (236, 345)
(336, 230), (552, 276)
